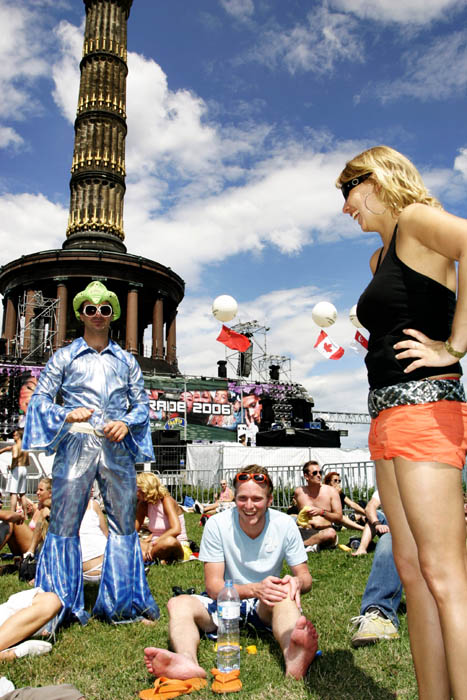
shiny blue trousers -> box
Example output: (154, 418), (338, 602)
(36, 432), (159, 629)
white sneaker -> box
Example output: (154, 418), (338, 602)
(350, 610), (399, 647)
(305, 544), (320, 553)
(194, 500), (204, 514)
(10, 640), (52, 658)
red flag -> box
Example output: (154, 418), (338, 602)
(313, 329), (344, 360)
(350, 329), (368, 355)
(216, 325), (251, 352)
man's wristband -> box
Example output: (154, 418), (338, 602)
(320, 509), (325, 516)
(370, 520), (379, 527)
(445, 338), (466, 359)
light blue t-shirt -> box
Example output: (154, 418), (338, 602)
(199, 507), (307, 585)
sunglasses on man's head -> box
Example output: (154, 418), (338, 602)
(235, 472), (271, 486)
(341, 172), (372, 200)
(82, 304), (113, 318)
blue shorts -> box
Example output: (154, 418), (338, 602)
(194, 592), (271, 640)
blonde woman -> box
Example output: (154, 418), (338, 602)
(136, 473), (189, 563)
(0, 478), (52, 559)
(337, 146), (467, 700)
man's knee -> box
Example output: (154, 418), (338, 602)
(320, 528), (337, 546)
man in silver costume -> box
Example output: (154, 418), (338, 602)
(23, 281), (159, 628)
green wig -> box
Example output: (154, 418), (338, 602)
(73, 281), (121, 321)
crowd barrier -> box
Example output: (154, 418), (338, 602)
(152, 461), (377, 511)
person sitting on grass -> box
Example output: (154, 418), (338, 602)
(322, 472), (365, 531)
(136, 473), (190, 564)
(351, 491), (389, 557)
(143, 464), (318, 682)
(0, 588), (61, 661)
(294, 461), (343, 552)
(0, 479), (52, 564)
(194, 479), (234, 516)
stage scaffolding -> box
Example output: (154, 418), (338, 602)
(225, 320), (293, 383)
(15, 291), (59, 362)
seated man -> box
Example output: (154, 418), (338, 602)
(350, 502), (402, 646)
(194, 479), (234, 516)
(144, 465), (318, 681)
(294, 461), (342, 552)
(351, 491), (389, 557)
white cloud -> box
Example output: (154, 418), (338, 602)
(0, 193), (66, 264)
(0, 1), (49, 122)
(220, 0), (254, 21)
(51, 20), (82, 123)
(454, 147), (467, 179)
(246, 5), (363, 76)
(0, 126), (24, 150)
(361, 30), (467, 102)
(331, 0), (465, 25)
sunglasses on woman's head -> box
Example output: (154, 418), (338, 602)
(341, 172), (372, 200)
(235, 472), (270, 486)
(82, 304), (113, 318)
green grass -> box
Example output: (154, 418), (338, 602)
(0, 514), (417, 700)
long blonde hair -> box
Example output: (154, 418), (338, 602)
(136, 472), (169, 504)
(336, 145), (442, 214)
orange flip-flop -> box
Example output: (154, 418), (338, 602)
(139, 676), (208, 699)
(210, 668), (242, 694)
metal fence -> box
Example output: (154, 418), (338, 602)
(150, 460), (376, 511)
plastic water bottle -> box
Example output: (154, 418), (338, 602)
(217, 580), (241, 672)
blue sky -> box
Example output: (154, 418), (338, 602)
(1, 0), (467, 446)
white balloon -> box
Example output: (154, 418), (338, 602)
(212, 295), (238, 322)
(349, 304), (362, 328)
(312, 301), (337, 328)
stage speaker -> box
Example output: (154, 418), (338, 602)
(269, 364), (280, 380)
(152, 429), (180, 445)
(237, 341), (252, 377)
(217, 360), (227, 378)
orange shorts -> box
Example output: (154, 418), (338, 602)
(368, 400), (467, 470)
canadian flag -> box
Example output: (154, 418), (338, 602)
(313, 330), (345, 360)
(350, 329), (369, 355)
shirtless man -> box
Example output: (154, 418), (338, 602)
(293, 461), (342, 551)
(0, 429), (29, 515)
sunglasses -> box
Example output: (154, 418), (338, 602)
(234, 472), (271, 486)
(341, 172), (372, 200)
(331, 478), (341, 483)
(307, 470), (322, 477)
(82, 304), (113, 318)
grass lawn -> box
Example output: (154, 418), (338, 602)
(0, 513), (417, 700)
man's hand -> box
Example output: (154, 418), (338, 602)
(65, 407), (94, 423)
(305, 505), (326, 518)
(371, 522), (390, 535)
(254, 576), (291, 607)
(103, 420), (129, 442)
(280, 574), (302, 609)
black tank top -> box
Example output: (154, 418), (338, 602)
(357, 225), (461, 390)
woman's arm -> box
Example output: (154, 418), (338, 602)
(394, 204), (467, 370)
(161, 496), (182, 539)
(343, 495), (366, 516)
(135, 501), (148, 532)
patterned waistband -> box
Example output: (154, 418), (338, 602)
(368, 378), (465, 419)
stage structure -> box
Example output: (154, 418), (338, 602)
(0, 0), (184, 376)
(224, 321), (293, 383)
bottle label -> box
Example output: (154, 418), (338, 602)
(218, 601), (240, 620)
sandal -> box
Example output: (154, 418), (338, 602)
(139, 676), (207, 699)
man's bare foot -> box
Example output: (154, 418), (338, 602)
(284, 616), (318, 680)
(144, 647), (206, 680)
